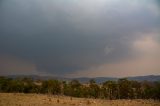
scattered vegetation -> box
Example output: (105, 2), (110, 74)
(0, 76), (160, 100)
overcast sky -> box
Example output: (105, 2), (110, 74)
(0, 0), (160, 78)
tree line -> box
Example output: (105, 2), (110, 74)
(0, 76), (160, 100)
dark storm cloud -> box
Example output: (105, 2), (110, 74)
(0, 0), (160, 76)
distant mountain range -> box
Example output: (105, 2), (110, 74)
(5, 75), (160, 83)
(72, 75), (160, 83)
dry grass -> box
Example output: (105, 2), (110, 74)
(0, 93), (159, 106)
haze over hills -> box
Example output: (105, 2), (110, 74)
(5, 75), (160, 83)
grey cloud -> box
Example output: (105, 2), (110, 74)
(0, 0), (160, 76)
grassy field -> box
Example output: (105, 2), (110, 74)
(0, 93), (159, 106)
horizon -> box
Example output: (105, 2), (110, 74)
(2, 74), (160, 79)
(0, 0), (160, 77)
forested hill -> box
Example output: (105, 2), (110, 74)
(6, 75), (160, 83)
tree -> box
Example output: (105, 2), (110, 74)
(141, 81), (159, 99)
(153, 82), (160, 100)
(89, 79), (100, 98)
(130, 80), (141, 99)
(8, 79), (25, 93)
(64, 80), (82, 97)
(41, 80), (61, 94)
(103, 81), (118, 100)
(0, 77), (12, 92)
(118, 78), (132, 99)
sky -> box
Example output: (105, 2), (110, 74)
(0, 0), (160, 78)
